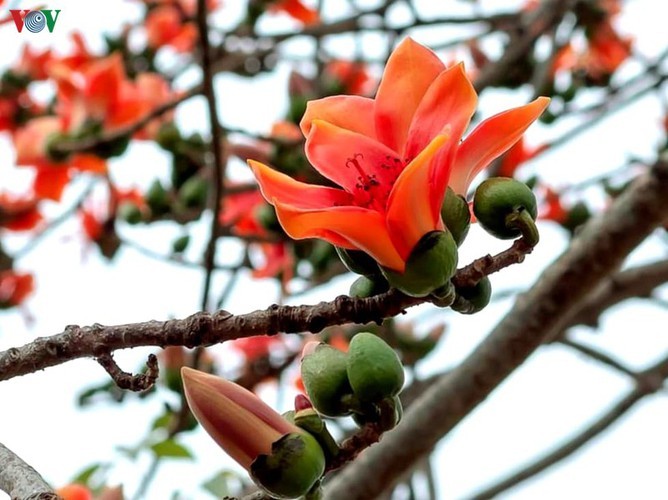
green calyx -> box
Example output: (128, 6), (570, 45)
(346, 332), (404, 404)
(293, 408), (340, 461)
(473, 177), (539, 244)
(250, 431), (325, 499)
(300, 344), (354, 417)
(335, 247), (380, 276)
(349, 274), (389, 298)
(441, 187), (471, 246)
(451, 276), (492, 314)
(382, 230), (458, 297)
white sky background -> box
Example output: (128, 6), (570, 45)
(1, 0), (668, 499)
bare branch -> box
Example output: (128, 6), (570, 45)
(322, 158), (668, 499)
(0, 442), (55, 500)
(96, 353), (159, 392)
(0, 239), (533, 382)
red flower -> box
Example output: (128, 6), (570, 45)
(497, 137), (547, 178)
(56, 484), (92, 500)
(324, 60), (374, 95)
(249, 38), (548, 272)
(232, 336), (284, 362)
(0, 192), (41, 231)
(269, 0), (320, 25)
(0, 271), (34, 308)
(13, 45), (52, 81)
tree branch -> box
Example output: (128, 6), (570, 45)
(0, 237), (534, 382)
(0, 442), (55, 500)
(322, 158), (668, 499)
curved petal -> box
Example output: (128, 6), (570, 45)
(274, 202), (405, 271)
(300, 95), (376, 138)
(248, 159), (353, 209)
(305, 120), (402, 196)
(34, 167), (70, 201)
(404, 63), (477, 164)
(386, 133), (449, 258)
(449, 97), (550, 195)
(374, 38), (445, 154)
(71, 153), (107, 174)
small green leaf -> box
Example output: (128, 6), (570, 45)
(151, 439), (193, 459)
(71, 463), (109, 486)
(202, 470), (243, 498)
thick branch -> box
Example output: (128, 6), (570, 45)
(0, 238), (533, 382)
(0, 443), (55, 500)
(323, 159), (668, 499)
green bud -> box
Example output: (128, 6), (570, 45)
(179, 176), (208, 209)
(301, 344), (353, 417)
(171, 235), (190, 254)
(382, 230), (458, 297)
(293, 408), (340, 461)
(146, 180), (170, 215)
(441, 187), (471, 246)
(250, 432), (325, 499)
(45, 132), (72, 163)
(430, 281), (456, 308)
(451, 276), (492, 314)
(335, 247), (380, 276)
(473, 177), (538, 243)
(346, 332), (404, 403)
(349, 274), (389, 298)
(117, 201), (143, 225)
(351, 396), (402, 431)
(94, 134), (130, 159)
(156, 122), (182, 151)
(562, 201), (591, 235)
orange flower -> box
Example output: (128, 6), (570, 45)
(13, 45), (52, 81)
(249, 38), (548, 272)
(56, 484), (92, 500)
(145, 5), (198, 52)
(0, 271), (34, 308)
(270, 0), (320, 25)
(0, 192), (41, 231)
(324, 60), (374, 95)
(13, 116), (107, 201)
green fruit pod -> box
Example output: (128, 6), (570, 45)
(300, 344), (353, 417)
(473, 177), (538, 241)
(349, 274), (389, 298)
(335, 247), (380, 276)
(441, 187), (471, 247)
(346, 332), (404, 403)
(382, 230), (458, 297)
(451, 276), (492, 314)
(251, 432), (325, 499)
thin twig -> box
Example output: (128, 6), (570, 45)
(96, 353), (159, 392)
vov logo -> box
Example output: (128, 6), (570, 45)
(9, 8), (61, 33)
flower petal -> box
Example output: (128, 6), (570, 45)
(449, 97), (550, 195)
(248, 159), (353, 209)
(300, 95), (376, 138)
(386, 133), (449, 258)
(274, 202), (405, 271)
(404, 63), (477, 165)
(305, 120), (402, 197)
(374, 38), (445, 154)
(34, 167), (70, 201)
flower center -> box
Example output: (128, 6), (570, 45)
(345, 152), (403, 211)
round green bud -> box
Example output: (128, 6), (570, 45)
(346, 332), (404, 403)
(45, 132), (72, 163)
(179, 176), (209, 209)
(473, 177), (538, 240)
(301, 344), (353, 417)
(117, 201), (143, 225)
(382, 230), (458, 297)
(171, 235), (190, 254)
(146, 180), (170, 215)
(156, 122), (182, 151)
(441, 187), (471, 246)
(251, 432), (325, 499)
(349, 274), (389, 298)
(451, 276), (492, 314)
(335, 247), (380, 276)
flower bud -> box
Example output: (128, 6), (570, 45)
(250, 432), (325, 499)
(300, 343), (354, 417)
(473, 177), (538, 241)
(349, 274), (389, 298)
(382, 230), (458, 297)
(441, 187), (471, 246)
(346, 332), (404, 403)
(451, 276), (492, 314)
(335, 247), (380, 276)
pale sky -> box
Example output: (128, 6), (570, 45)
(1, 1), (667, 499)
